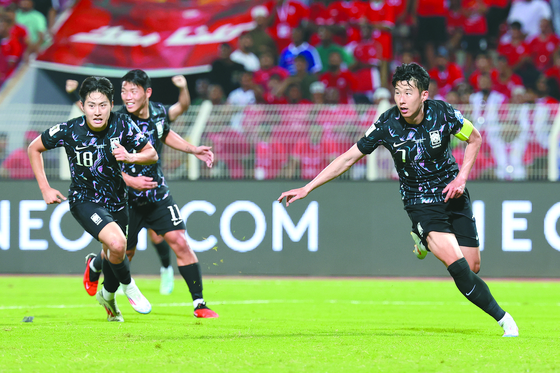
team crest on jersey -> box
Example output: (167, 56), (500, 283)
(110, 137), (120, 150)
(429, 130), (441, 148)
(49, 124), (60, 136)
(156, 120), (164, 138)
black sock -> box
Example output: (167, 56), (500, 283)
(106, 256), (132, 286)
(102, 258), (120, 293)
(88, 252), (103, 283)
(153, 241), (171, 268)
(92, 252), (103, 271)
(447, 258), (506, 321)
(179, 262), (203, 301)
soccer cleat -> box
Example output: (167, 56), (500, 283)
(96, 291), (124, 322)
(194, 302), (219, 318)
(498, 312), (519, 337)
(160, 266), (175, 295)
(124, 279), (152, 314)
(411, 232), (428, 259)
(83, 253), (100, 296)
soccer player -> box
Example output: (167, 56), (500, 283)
(28, 76), (157, 322)
(84, 70), (218, 318)
(277, 63), (519, 337)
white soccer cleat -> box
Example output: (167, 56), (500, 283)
(411, 232), (428, 259)
(498, 312), (519, 337)
(124, 278), (152, 314)
(96, 291), (124, 322)
(160, 266), (174, 295)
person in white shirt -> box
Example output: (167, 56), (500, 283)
(230, 33), (261, 72)
(507, 0), (552, 38)
(227, 71), (258, 105)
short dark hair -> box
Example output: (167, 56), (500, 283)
(121, 69), (151, 90)
(392, 63), (430, 92)
(79, 76), (114, 103)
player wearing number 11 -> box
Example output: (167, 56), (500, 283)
(278, 63), (519, 337)
(28, 76), (158, 322)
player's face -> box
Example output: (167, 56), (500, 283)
(121, 81), (151, 115)
(394, 80), (428, 125)
(81, 91), (113, 131)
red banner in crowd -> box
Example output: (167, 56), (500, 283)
(35, 0), (267, 76)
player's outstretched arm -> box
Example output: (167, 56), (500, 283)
(443, 124), (482, 202)
(122, 172), (158, 191)
(278, 144), (364, 207)
(27, 136), (67, 204)
(163, 130), (214, 168)
(113, 142), (158, 165)
(168, 75), (191, 122)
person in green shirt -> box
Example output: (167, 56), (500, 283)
(15, 0), (48, 53)
(315, 25), (356, 73)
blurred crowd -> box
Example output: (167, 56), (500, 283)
(0, 0), (72, 87)
(191, 0), (560, 108)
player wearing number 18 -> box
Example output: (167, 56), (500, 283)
(28, 76), (157, 322)
(278, 63), (518, 337)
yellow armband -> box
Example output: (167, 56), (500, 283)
(454, 119), (474, 141)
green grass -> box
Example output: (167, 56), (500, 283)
(0, 276), (559, 373)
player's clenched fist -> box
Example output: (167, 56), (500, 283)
(171, 75), (187, 89)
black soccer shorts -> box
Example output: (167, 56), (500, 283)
(405, 189), (480, 249)
(70, 201), (128, 241)
(127, 195), (186, 250)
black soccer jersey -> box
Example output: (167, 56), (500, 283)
(357, 100), (466, 206)
(118, 102), (171, 204)
(41, 113), (150, 211)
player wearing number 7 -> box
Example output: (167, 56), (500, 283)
(278, 63), (518, 337)
(28, 77), (158, 322)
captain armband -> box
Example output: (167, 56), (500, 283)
(454, 119), (474, 141)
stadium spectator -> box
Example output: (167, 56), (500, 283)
(507, 0), (552, 38)
(278, 25), (322, 75)
(319, 50), (357, 104)
(0, 130), (37, 179)
(209, 43), (245, 96)
(428, 47), (464, 97)
(315, 25), (355, 72)
(470, 73), (508, 105)
(352, 23), (384, 102)
(309, 80), (326, 103)
(468, 53), (499, 92)
(428, 79), (445, 101)
(278, 63), (519, 338)
(288, 123), (340, 179)
(445, 0), (465, 56)
(460, 0), (490, 73)
(266, 0), (310, 53)
(544, 49), (560, 87)
(497, 21), (531, 71)
(262, 73), (289, 104)
(485, 0), (511, 48)
(445, 90), (461, 104)
(365, 0), (396, 80)
(249, 5), (278, 59)
(15, 0), (47, 54)
(191, 78), (209, 105)
(230, 32), (260, 72)
(493, 55), (524, 99)
(254, 50), (289, 90)
(227, 71), (258, 106)
(207, 84), (225, 105)
(534, 73), (560, 104)
(28, 76), (156, 322)
(411, 0), (449, 69)
(254, 124), (289, 180)
(282, 54), (318, 101)
(0, 6), (27, 80)
(527, 17), (560, 72)
(285, 82), (312, 104)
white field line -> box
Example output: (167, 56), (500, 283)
(0, 299), (558, 311)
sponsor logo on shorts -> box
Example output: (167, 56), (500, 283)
(417, 222), (424, 237)
(91, 213), (103, 225)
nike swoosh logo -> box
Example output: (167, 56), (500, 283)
(466, 284), (476, 296)
(76, 146), (89, 150)
(393, 141), (406, 147)
(173, 220), (183, 226)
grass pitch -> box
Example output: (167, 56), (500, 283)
(0, 276), (559, 373)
